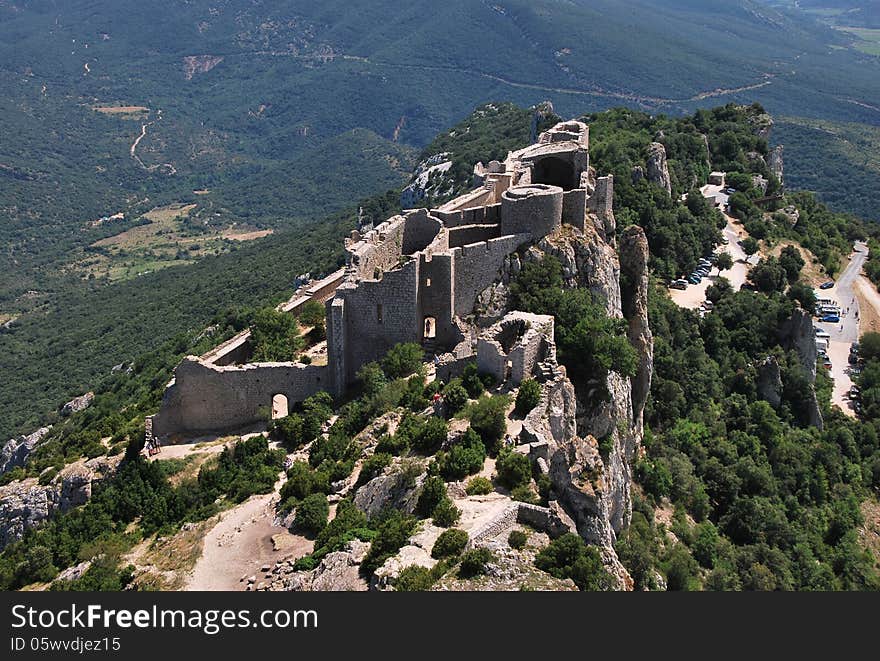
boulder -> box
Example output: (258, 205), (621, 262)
(646, 142), (672, 196)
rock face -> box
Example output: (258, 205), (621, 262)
(0, 427), (51, 475)
(620, 226), (653, 437)
(779, 308), (823, 429)
(352, 461), (425, 518)
(646, 142), (672, 196)
(399, 153), (453, 208)
(769, 145), (784, 185)
(61, 392), (94, 417)
(282, 541), (370, 591)
(757, 357), (783, 408)
(0, 455), (120, 550)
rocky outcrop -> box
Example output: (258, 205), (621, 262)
(530, 100), (557, 142)
(620, 226), (653, 436)
(281, 541), (370, 592)
(61, 392), (94, 417)
(700, 133), (712, 168)
(769, 145), (784, 185)
(646, 142), (672, 196)
(352, 460), (426, 518)
(0, 455), (120, 550)
(0, 427), (51, 475)
(779, 308), (823, 429)
(399, 153), (453, 208)
(748, 110), (774, 140)
(757, 356), (783, 408)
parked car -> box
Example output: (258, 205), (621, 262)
(703, 300), (715, 310)
(688, 275), (701, 285)
(821, 314), (840, 323)
(671, 279), (688, 290)
(819, 281), (834, 290)
(815, 329), (831, 339)
(721, 237), (730, 245)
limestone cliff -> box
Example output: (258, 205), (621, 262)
(646, 142), (672, 196)
(769, 145), (784, 185)
(0, 455), (119, 550)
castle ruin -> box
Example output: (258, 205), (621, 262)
(153, 120), (615, 439)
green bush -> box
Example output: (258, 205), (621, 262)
(416, 476), (447, 518)
(535, 533), (610, 591)
(295, 493), (329, 535)
(357, 452), (392, 486)
(436, 429), (486, 481)
(250, 308), (304, 362)
(511, 484), (538, 504)
(459, 548), (493, 577)
(381, 343), (424, 379)
(461, 362), (486, 399)
(432, 498), (461, 528)
(362, 511), (417, 575)
(412, 416), (448, 454)
(395, 565), (435, 591)
(431, 528), (469, 559)
(465, 476), (493, 495)
(496, 450), (532, 489)
(280, 461), (329, 501)
(508, 530), (528, 550)
(515, 379), (542, 416)
(467, 395), (509, 454)
(442, 380), (469, 416)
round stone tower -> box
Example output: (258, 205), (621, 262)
(500, 184), (564, 238)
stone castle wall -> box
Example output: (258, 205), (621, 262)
(152, 358), (329, 437)
(452, 234), (528, 317)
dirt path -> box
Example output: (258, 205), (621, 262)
(856, 276), (880, 335)
(827, 340), (855, 417)
(129, 110), (177, 175)
(184, 493), (311, 591)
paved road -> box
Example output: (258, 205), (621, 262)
(816, 241), (867, 417)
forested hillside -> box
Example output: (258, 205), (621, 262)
(3, 0), (879, 440)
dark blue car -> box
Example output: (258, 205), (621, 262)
(819, 281), (834, 290)
(821, 314), (840, 323)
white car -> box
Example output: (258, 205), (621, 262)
(815, 329), (831, 339)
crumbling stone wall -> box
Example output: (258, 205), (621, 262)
(448, 224), (501, 248)
(476, 312), (555, 385)
(152, 358), (329, 437)
(451, 234), (528, 317)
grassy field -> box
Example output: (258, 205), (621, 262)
(76, 203), (273, 282)
(92, 105), (151, 119)
(838, 27), (880, 55)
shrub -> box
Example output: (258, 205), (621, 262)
(412, 416), (448, 454)
(313, 500), (370, 558)
(535, 533), (610, 591)
(395, 565), (435, 591)
(468, 395), (509, 454)
(298, 300), (325, 327)
(250, 308), (304, 362)
(465, 476), (493, 495)
(436, 429), (486, 481)
(280, 461), (329, 501)
(432, 498), (461, 527)
(459, 548), (493, 577)
(376, 433), (409, 456)
(431, 529), (469, 559)
(381, 343), (424, 379)
(461, 362), (485, 399)
(362, 511), (417, 574)
(442, 380), (469, 416)
(356, 362), (387, 397)
(417, 476), (447, 518)
(511, 484), (538, 504)
(496, 450), (532, 489)
(295, 493), (329, 535)
(357, 452), (392, 486)
(515, 379), (542, 416)
(508, 530), (528, 550)
(269, 413), (305, 449)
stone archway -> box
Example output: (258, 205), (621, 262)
(423, 316), (437, 340)
(271, 393), (289, 419)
